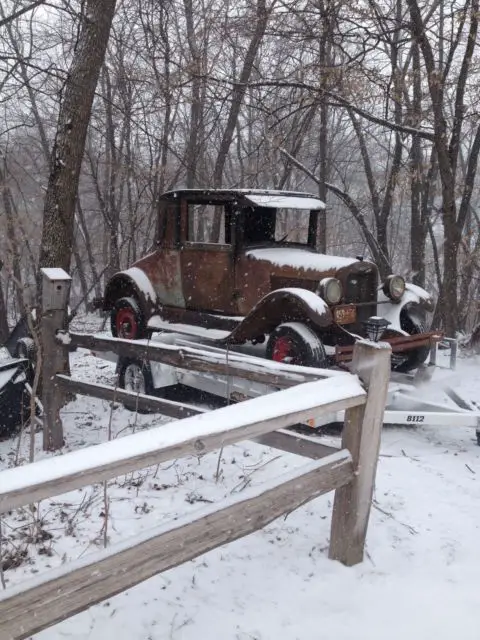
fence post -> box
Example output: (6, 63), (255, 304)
(40, 268), (71, 451)
(329, 339), (391, 566)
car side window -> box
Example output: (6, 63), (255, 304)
(186, 203), (231, 244)
(156, 201), (180, 247)
(243, 207), (276, 244)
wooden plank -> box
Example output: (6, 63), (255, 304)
(329, 340), (391, 566)
(55, 375), (204, 419)
(0, 451), (353, 640)
(42, 310), (69, 450)
(57, 378), (341, 456)
(68, 331), (345, 388)
(0, 377), (366, 514)
(335, 332), (441, 362)
(40, 269), (72, 451)
(255, 429), (339, 459)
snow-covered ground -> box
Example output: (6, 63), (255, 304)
(1, 324), (480, 640)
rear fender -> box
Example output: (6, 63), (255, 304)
(378, 283), (434, 333)
(227, 288), (332, 344)
(104, 267), (158, 315)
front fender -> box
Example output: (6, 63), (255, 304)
(378, 282), (434, 332)
(227, 287), (332, 344)
(104, 267), (158, 314)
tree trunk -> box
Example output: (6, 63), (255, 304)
(0, 270), (10, 344)
(38, 0), (117, 275)
(0, 160), (25, 316)
(409, 42), (425, 287)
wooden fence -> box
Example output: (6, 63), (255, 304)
(0, 269), (391, 639)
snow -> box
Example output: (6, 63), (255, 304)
(147, 316), (230, 340)
(55, 330), (72, 345)
(40, 268), (71, 281)
(0, 364), (21, 388)
(271, 289), (328, 315)
(122, 267), (157, 304)
(244, 194), (325, 210)
(0, 453), (350, 604)
(1, 320), (480, 640)
(247, 247), (358, 271)
(405, 281), (433, 303)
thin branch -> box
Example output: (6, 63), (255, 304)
(205, 75), (436, 141)
(0, 1), (45, 28)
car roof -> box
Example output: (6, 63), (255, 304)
(160, 189), (326, 210)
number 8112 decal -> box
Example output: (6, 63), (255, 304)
(406, 415), (425, 423)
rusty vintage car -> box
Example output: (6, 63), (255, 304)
(100, 189), (437, 372)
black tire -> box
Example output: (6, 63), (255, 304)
(266, 322), (328, 368)
(118, 358), (155, 412)
(15, 337), (36, 383)
(393, 310), (430, 373)
(110, 296), (147, 340)
(15, 337), (36, 362)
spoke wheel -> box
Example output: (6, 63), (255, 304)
(118, 358), (155, 412)
(266, 322), (327, 368)
(111, 296), (147, 340)
(271, 335), (297, 364)
(124, 363), (147, 394)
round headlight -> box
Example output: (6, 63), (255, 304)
(318, 277), (343, 305)
(383, 275), (405, 301)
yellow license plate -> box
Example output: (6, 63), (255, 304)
(334, 305), (356, 324)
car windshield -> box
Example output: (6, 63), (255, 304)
(243, 207), (313, 245)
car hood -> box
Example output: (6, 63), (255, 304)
(245, 247), (362, 276)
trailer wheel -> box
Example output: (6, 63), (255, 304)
(15, 337), (35, 362)
(15, 337), (36, 383)
(266, 322), (328, 368)
(394, 311), (430, 373)
(119, 358), (154, 400)
(111, 296), (147, 340)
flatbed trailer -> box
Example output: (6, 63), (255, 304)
(92, 320), (480, 441)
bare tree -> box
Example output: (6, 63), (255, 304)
(39, 0), (117, 275)
(406, 0), (480, 335)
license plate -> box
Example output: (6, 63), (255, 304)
(334, 305), (356, 324)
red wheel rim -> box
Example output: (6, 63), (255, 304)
(272, 336), (293, 362)
(116, 308), (138, 340)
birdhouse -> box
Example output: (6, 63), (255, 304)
(41, 268), (72, 312)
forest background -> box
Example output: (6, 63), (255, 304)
(0, 0), (479, 339)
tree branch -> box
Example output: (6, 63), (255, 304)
(0, 1), (45, 27)
(278, 147), (392, 274)
(205, 75), (436, 141)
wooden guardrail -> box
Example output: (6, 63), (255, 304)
(0, 269), (391, 640)
(0, 338), (390, 639)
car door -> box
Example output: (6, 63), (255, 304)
(180, 200), (237, 313)
(133, 199), (185, 309)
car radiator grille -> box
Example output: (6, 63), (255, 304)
(345, 272), (377, 324)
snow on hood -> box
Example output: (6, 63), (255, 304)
(246, 248), (358, 272)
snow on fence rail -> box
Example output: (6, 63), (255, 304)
(0, 269), (391, 640)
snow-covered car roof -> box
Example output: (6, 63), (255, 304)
(160, 189), (326, 210)
(243, 193), (325, 210)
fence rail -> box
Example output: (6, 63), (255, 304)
(0, 452), (352, 640)
(0, 268), (392, 640)
(0, 376), (365, 515)
(68, 330), (345, 387)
